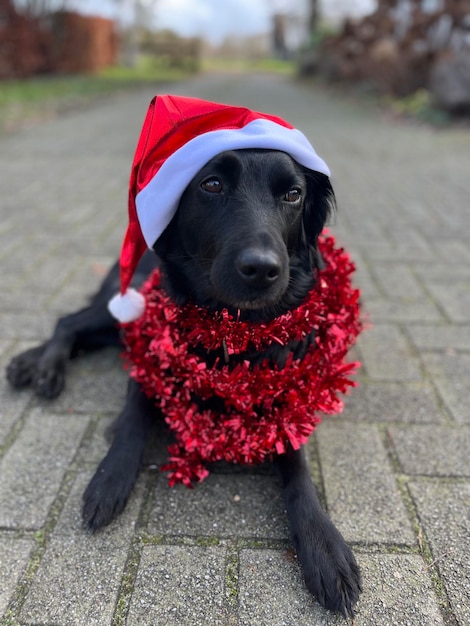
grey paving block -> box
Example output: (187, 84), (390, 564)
(354, 553), (445, 625)
(53, 468), (146, 541)
(19, 533), (129, 626)
(46, 259), (113, 313)
(371, 262), (429, 301)
(421, 352), (470, 423)
(409, 479), (470, 626)
(366, 299), (443, 323)
(315, 422), (415, 544)
(0, 376), (32, 447)
(238, 549), (337, 626)
(0, 536), (34, 615)
(148, 472), (289, 539)
(437, 239), (470, 264)
(390, 425), (470, 476)
(357, 324), (422, 381)
(405, 324), (470, 351)
(414, 262), (470, 283)
(340, 380), (447, 424)
(126, 545), (228, 626)
(0, 313), (53, 339)
(78, 415), (115, 465)
(238, 550), (445, 625)
(0, 409), (89, 529)
(424, 281), (470, 324)
(49, 359), (127, 415)
(361, 242), (435, 263)
(341, 248), (382, 303)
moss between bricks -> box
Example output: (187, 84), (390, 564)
(225, 550), (239, 607)
(113, 541), (142, 626)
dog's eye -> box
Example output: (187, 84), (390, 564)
(201, 177), (223, 193)
(283, 188), (302, 203)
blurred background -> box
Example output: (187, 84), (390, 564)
(1, 0), (469, 131)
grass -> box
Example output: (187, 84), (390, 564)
(0, 56), (191, 133)
(202, 56), (295, 75)
(381, 89), (451, 126)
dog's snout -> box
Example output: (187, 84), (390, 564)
(236, 249), (281, 287)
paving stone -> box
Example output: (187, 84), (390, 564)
(409, 479), (470, 626)
(238, 549), (337, 626)
(414, 262), (470, 283)
(19, 533), (129, 626)
(126, 545), (228, 626)
(49, 358), (127, 415)
(371, 262), (429, 301)
(421, 352), (470, 423)
(148, 471), (289, 539)
(357, 324), (422, 381)
(315, 422), (415, 544)
(366, 299), (443, 323)
(0, 373), (32, 447)
(353, 553), (446, 625)
(390, 425), (470, 476)
(361, 242), (435, 262)
(53, 468), (146, 541)
(405, 324), (470, 351)
(78, 415), (115, 465)
(340, 247), (382, 303)
(423, 281), (470, 324)
(238, 550), (445, 626)
(340, 380), (447, 424)
(46, 258), (115, 314)
(0, 536), (34, 615)
(0, 409), (89, 528)
(0, 313), (53, 340)
(436, 239), (470, 264)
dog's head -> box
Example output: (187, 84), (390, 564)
(153, 149), (334, 321)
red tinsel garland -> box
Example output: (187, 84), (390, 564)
(121, 233), (362, 487)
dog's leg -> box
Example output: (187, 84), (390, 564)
(82, 379), (156, 532)
(275, 446), (361, 617)
(7, 255), (158, 398)
(6, 305), (118, 398)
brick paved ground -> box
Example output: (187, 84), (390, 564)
(0, 73), (469, 625)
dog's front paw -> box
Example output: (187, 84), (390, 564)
(32, 362), (66, 398)
(82, 457), (138, 532)
(6, 346), (45, 388)
(6, 346), (66, 398)
(298, 521), (361, 618)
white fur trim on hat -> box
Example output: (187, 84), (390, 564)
(136, 118), (330, 248)
(108, 288), (146, 323)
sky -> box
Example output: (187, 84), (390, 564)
(70, 0), (376, 44)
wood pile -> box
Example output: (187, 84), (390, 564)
(316, 0), (470, 111)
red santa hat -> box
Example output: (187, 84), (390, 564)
(108, 94), (331, 323)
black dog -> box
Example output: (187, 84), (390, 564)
(7, 149), (361, 617)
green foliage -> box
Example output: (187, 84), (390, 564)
(0, 57), (190, 133)
(384, 89), (450, 125)
(202, 56), (295, 75)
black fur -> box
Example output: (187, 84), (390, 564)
(6, 149), (361, 617)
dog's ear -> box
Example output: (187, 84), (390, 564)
(301, 170), (336, 267)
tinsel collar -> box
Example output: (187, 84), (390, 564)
(121, 233), (362, 487)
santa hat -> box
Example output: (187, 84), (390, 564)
(108, 94), (331, 323)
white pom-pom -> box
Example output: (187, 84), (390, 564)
(108, 288), (146, 323)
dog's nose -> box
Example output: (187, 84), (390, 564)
(236, 249), (281, 287)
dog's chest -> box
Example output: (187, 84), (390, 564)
(119, 234), (362, 486)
